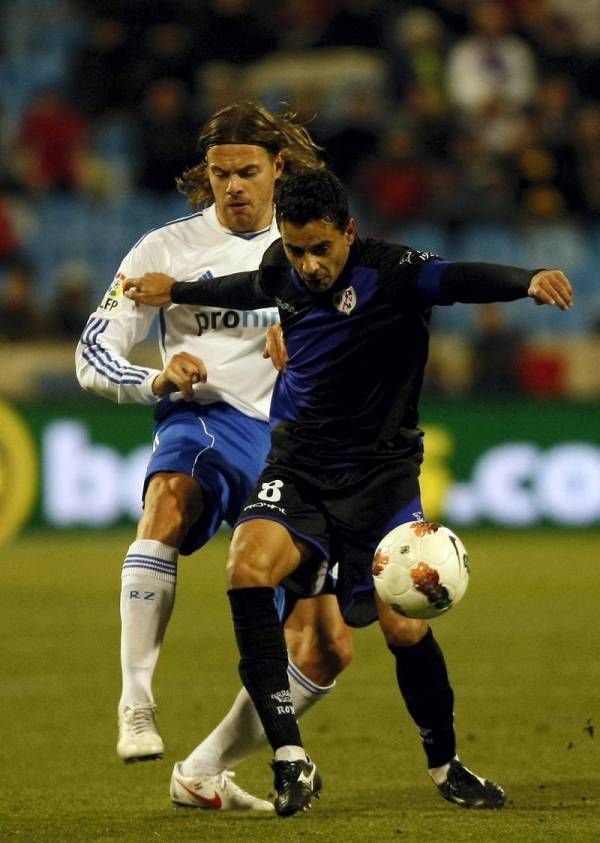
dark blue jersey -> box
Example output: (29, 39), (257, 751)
(172, 237), (533, 466)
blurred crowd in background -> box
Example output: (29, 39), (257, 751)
(0, 0), (599, 398)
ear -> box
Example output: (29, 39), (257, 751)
(345, 218), (357, 244)
(273, 153), (285, 181)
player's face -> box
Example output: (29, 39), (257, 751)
(207, 144), (283, 233)
(280, 218), (357, 292)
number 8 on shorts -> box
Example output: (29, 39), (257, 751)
(257, 479), (284, 502)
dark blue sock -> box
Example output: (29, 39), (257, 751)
(229, 586), (303, 752)
(389, 628), (456, 768)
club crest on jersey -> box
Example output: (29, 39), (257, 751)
(333, 286), (357, 315)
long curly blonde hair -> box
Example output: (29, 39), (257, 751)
(177, 101), (324, 209)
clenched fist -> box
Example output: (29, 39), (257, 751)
(528, 270), (573, 310)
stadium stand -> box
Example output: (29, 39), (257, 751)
(0, 0), (598, 395)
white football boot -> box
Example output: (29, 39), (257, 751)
(117, 703), (164, 762)
(170, 762), (274, 811)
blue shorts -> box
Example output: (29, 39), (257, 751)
(144, 400), (270, 555)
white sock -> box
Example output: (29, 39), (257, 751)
(274, 745), (307, 763)
(180, 658), (334, 776)
(119, 539), (178, 709)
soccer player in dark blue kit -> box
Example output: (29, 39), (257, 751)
(124, 170), (574, 817)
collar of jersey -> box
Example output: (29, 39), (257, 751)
(204, 203), (277, 240)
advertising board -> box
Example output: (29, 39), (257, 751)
(1, 398), (598, 545)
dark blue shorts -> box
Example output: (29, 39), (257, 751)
(238, 457), (424, 627)
(144, 400), (270, 555)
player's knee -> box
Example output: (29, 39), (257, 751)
(226, 557), (272, 588)
(226, 523), (285, 588)
(226, 543), (271, 588)
(382, 617), (429, 649)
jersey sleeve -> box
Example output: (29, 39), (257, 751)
(416, 261), (533, 305)
(75, 237), (164, 404)
(171, 239), (285, 308)
(379, 244), (533, 307)
(376, 244), (444, 307)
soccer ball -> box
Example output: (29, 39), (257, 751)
(372, 521), (469, 619)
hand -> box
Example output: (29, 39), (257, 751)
(152, 352), (207, 399)
(528, 270), (573, 310)
(262, 324), (288, 372)
(122, 273), (176, 306)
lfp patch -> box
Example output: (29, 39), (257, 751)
(100, 272), (125, 312)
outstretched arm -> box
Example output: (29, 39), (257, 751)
(123, 238), (287, 310)
(123, 269), (274, 310)
(417, 261), (574, 309)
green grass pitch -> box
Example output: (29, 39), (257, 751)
(1, 528), (599, 842)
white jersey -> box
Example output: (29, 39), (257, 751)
(75, 204), (280, 420)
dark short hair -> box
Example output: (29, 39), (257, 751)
(276, 170), (350, 231)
